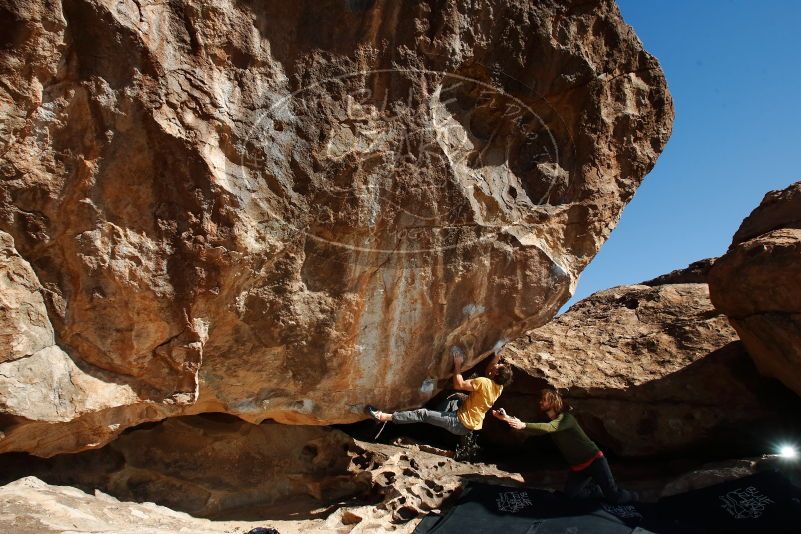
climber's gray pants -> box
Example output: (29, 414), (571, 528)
(391, 408), (471, 436)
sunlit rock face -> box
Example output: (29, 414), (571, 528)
(495, 264), (801, 457)
(709, 181), (801, 396)
(0, 0), (672, 455)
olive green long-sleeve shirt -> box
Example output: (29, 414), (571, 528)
(524, 412), (600, 466)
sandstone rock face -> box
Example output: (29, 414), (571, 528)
(0, 230), (165, 455)
(0, 231), (52, 364)
(0, 0), (672, 455)
(709, 181), (801, 396)
(497, 273), (799, 456)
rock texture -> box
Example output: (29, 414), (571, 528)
(496, 268), (800, 456)
(709, 181), (801, 396)
(0, 417), (522, 532)
(641, 258), (715, 286)
(0, 477), (251, 534)
(0, 476), (372, 534)
(103, 418), (368, 516)
(2, 448), (796, 533)
(0, 417), (367, 517)
(0, 0), (672, 455)
(659, 455), (801, 497)
(0, 229), (165, 454)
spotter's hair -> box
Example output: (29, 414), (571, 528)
(539, 388), (564, 414)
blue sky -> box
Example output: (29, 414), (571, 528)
(563, 0), (801, 310)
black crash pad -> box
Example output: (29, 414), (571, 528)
(642, 469), (801, 533)
(415, 471), (801, 534)
(413, 483), (650, 534)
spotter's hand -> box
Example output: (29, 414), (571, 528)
(506, 417), (526, 430)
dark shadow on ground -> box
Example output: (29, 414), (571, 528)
(209, 494), (378, 521)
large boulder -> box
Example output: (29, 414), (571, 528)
(709, 181), (801, 396)
(0, 0), (673, 455)
(495, 267), (800, 457)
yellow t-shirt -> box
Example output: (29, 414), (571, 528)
(457, 377), (503, 430)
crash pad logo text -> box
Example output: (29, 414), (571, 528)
(496, 491), (533, 513)
(719, 486), (775, 519)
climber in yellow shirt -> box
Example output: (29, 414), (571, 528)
(366, 346), (513, 435)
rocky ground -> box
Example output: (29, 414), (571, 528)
(3, 434), (799, 534)
(0, 433), (521, 534)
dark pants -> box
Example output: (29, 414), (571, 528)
(564, 456), (636, 504)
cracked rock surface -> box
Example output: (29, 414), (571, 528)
(0, 0), (671, 455)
